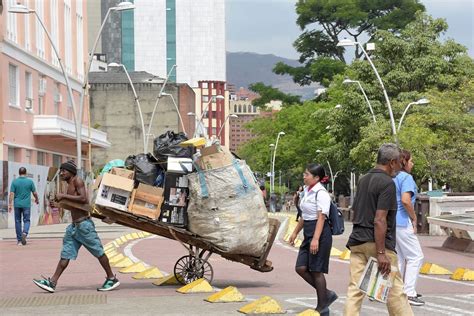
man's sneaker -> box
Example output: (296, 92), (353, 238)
(417, 293), (423, 298)
(17, 241), (22, 246)
(97, 276), (120, 291)
(33, 277), (56, 293)
(408, 296), (425, 306)
(21, 233), (27, 245)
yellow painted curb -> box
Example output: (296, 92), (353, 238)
(176, 278), (214, 294)
(105, 250), (119, 258)
(133, 267), (165, 279)
(120, 236), (128, 243)
(124, 234), (134, 241)
(451, 268), (474, 281)
(108, 253), (125, 264)
(294, 239), (302, 248)
(131, 232), (140, 239)
(420, 263), (452, 275)
(114, 238), (124, 245)
(330, 247), (342, 257)
(137, 232), (146, 238)
(152, 274), (181, 286)
(238, 295), (284, 314)
(142, 232), (151, 237)
(205, 286), (245, 303)
(111, 257), (134, 268)
(119, 261), (147, 273)
(104, 243), (116, 250)
(297, 309), (320, 316)
(284, 233), (291, 242)
(339, 249), (351, 260)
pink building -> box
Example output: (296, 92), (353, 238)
(0, 0), (109, 170)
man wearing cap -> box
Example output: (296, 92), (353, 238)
(33, 160), (120, 293)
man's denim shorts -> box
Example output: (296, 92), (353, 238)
(61, 219), (105, 260)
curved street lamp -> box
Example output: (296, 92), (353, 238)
(315, 149), (340, 200)
(337, 39), (397, 142)
(270, 131), (285, 212)
(161, 92), (187, 135)
(146, 64), (177, 152)
(108, 62), (146, 151)
(397, 98), (430, 132)
(217, 114), (238, 138)
(343, 78), (377, 123)
(9, 4), (83, 172)
(197, 95), (225, 138)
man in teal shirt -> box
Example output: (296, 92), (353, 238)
(9, 167), (39, 245)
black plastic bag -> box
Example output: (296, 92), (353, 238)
(153, 131), (192, 162)
(125, 153), (160, 186)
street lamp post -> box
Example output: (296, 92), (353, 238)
(108, 62), (146, 152)
(397, 98), (430, 132)
(343, 78), (377, 123)
(337, 39), (397, 142)
(9, 4), (83, 172)
(193, 95), (225, 139)
(271, 132), (285, 212)
(315, 149), (340, 200)
(217, 114), (238, 139)
(269, 143), (275, 211)
(161, 92), (187, 135)
(145, 64), (177, 152)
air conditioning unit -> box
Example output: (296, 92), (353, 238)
(39, 78), (47, 95)
(25, 98), (33, 110)
(54, 94), (63, 103)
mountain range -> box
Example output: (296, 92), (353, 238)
(226, 52), (321, 100)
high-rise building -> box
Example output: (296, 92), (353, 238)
(90, 0), (226, 87)
(1, 0), (109, 169)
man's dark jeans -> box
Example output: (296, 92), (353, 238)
(14, 207), (31, 242)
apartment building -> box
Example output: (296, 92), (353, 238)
(1, 0), (109, 169)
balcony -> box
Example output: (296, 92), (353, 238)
(32, 115), (111, 148)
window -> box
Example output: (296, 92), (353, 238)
(26, 150), (32, 164)
(8, 147), (19, 162)
(35, 0), (45, 58)
(37, 152), (45, 166)
(201, 82), (208, 89)
(76, 11), (84, 80)
(64, 0), (72, 74)
(52, 154), (62, 167)
(7, 0), (18, 42)
(25, 72), (33, 109)
(212, 127), (217, 135)
(8, 64), (19, 107)
(38, 96), (44, 114)
(24, 8), (30, 50)
(54, 82), (61, 115)
(202, 95), (209, 103)
(234, 105), (237, 112)
(50, 0), (59, 66)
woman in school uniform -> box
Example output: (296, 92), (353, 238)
(289, 163), (338, 315)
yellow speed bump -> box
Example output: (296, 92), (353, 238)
(176, 278), (214, 294)
(133, 267), (165, 279)
(119, 261), (147, 273)
(451, 268), (474, 281)
(205, 286), (245, 303)
(420, 263), (452, 275)
(297, 309), (320, 316)
(105, 250), (119, 258)
(339, 249), (351, 260)
(330, 247), (342, 257)
(152, 274), (181, 286)
(238, 296), (284, 314)
(112, 257), (134, 268)
(108, 253), (125, 264)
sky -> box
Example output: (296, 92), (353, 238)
(226, 0), (474, 59)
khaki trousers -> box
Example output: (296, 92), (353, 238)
(343, 242), (414, 316)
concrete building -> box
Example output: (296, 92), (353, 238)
(89, 66), (195, 168)
(89, 0), (226, 87)
(1, 0), (109, 169)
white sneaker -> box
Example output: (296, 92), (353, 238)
(17, 241), (22, 246)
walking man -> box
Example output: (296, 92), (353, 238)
(9, 167), (39, 246)
(33, 160), (119, 293)
(343, 144), (413, 316)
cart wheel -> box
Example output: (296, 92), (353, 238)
(174, 255), (214, 285)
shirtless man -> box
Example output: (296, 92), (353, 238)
(33, 160), (120, 293)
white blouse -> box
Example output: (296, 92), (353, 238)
(300, 182), (331, 221)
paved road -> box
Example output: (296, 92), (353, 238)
(0, 216), (473, 315)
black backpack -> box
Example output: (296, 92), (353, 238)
(315, 189), (345, 235)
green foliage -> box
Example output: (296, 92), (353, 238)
(248, 82), (302, 108)
(276, 0), (424, 86)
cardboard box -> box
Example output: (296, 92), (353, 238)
(167, 157), (193, 174)
(129, 183), (164, 220)
(110, 167), (134, 180)
(95, 173), (134, 211)
(198, 144), (234, 170)
(92, 174), (103, 191)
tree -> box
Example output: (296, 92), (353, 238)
(248, 82), (301, 108)
(274, 0), (424, 86)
